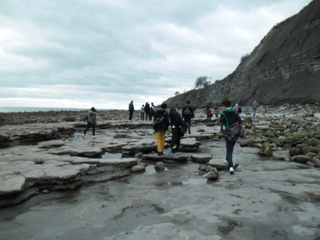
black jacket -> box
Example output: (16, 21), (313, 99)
(152, 108), (169, 132)
(129, 102), (134, 111)
(144, 103), (150, 113)
(169, 107), (185, 128)
(182, 104), (194, 119)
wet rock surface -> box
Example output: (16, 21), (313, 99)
(0, 105), (320, 239)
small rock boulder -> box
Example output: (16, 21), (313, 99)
(291, 155), (313, 164)
(205, 167), (219, 181)
(131, 165), (146, 173)
(190, 154), (212, 164)
(259, 144), (273, 156)
(155, 162), (165, 172)
(312, 158), (320, 167)
(289, 147), (301, 157)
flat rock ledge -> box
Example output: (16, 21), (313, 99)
(0, 158), (137, 208)
(190, 154), (212, 163)
(142, 153), (189, 163)
(0, 123), (204, 208)
(208, 159), (240, 171)
(141, 153), (212, 164)
(1, 106), (320, 212)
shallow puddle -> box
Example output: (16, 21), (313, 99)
(100, 152), (122, 159)
(142, 165), (168, 175)
(182, 177), (208, 185)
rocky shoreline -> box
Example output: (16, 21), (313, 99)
(0, 104), (320, 208)
(0, 104), (320, 239)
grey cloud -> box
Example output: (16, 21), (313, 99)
(0, 0), (311, 109)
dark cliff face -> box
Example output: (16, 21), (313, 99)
(166, 0), (320, 108)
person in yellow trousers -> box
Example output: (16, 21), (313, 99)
(152, 103), (169, 155)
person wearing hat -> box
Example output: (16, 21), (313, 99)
(82, 107), (98, 138)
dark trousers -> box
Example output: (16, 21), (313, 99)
(226, 139), (236, 169)
(129, 111), (134, 120)
(171, 127), (181, 152)
(207, 115), (212, 123)
(145, 112), (151, 121)
(84, 123), (95, 136)
(184, 117), (192, 133)
(252, 108), (257, 116)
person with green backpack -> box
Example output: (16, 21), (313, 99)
(220, 98), (243, 174)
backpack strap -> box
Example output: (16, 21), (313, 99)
(220, 112), (230, 129)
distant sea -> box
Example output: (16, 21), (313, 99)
(0, 106), (86, 113)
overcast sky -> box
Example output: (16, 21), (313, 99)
(0, 0), (311, 110)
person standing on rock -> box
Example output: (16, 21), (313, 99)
(144, 102), (151, 121)
(82, 107), (98, 138)
(252, 101), (258, 117)
(129, 100), (134, 120)
(205, 106), (212, 123)
(140, 104), (145, 120)
(151, 103), (157, 120)
(214, 105), (219, 118)
(220, 98), (242, 174)
(182, 100), (194, 134)
(152, 103), (169, 155)
(168, 105), (186, 156)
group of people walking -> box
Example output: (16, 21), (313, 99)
(149, 98), (257, 175)
(82, 99), (258, 175)
(152, 100), (195, 157)
(139, 102), (157, 121)
(128, 100), (159, 121)
(153, 98), (246, 175)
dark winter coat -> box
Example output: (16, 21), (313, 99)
(182, 104), (194, 119)
(144, 103), (151, 113)
(152, 108), (169, 132)
(87, 110), (97, 125)
(129, 102), (134, 111)
(170, 107), (185, 128)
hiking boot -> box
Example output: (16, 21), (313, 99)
(92, 135), (96, 138)
(81, 133), (85, 138)
(157, 152), (163, 156)
(229, 167), (235, 175)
